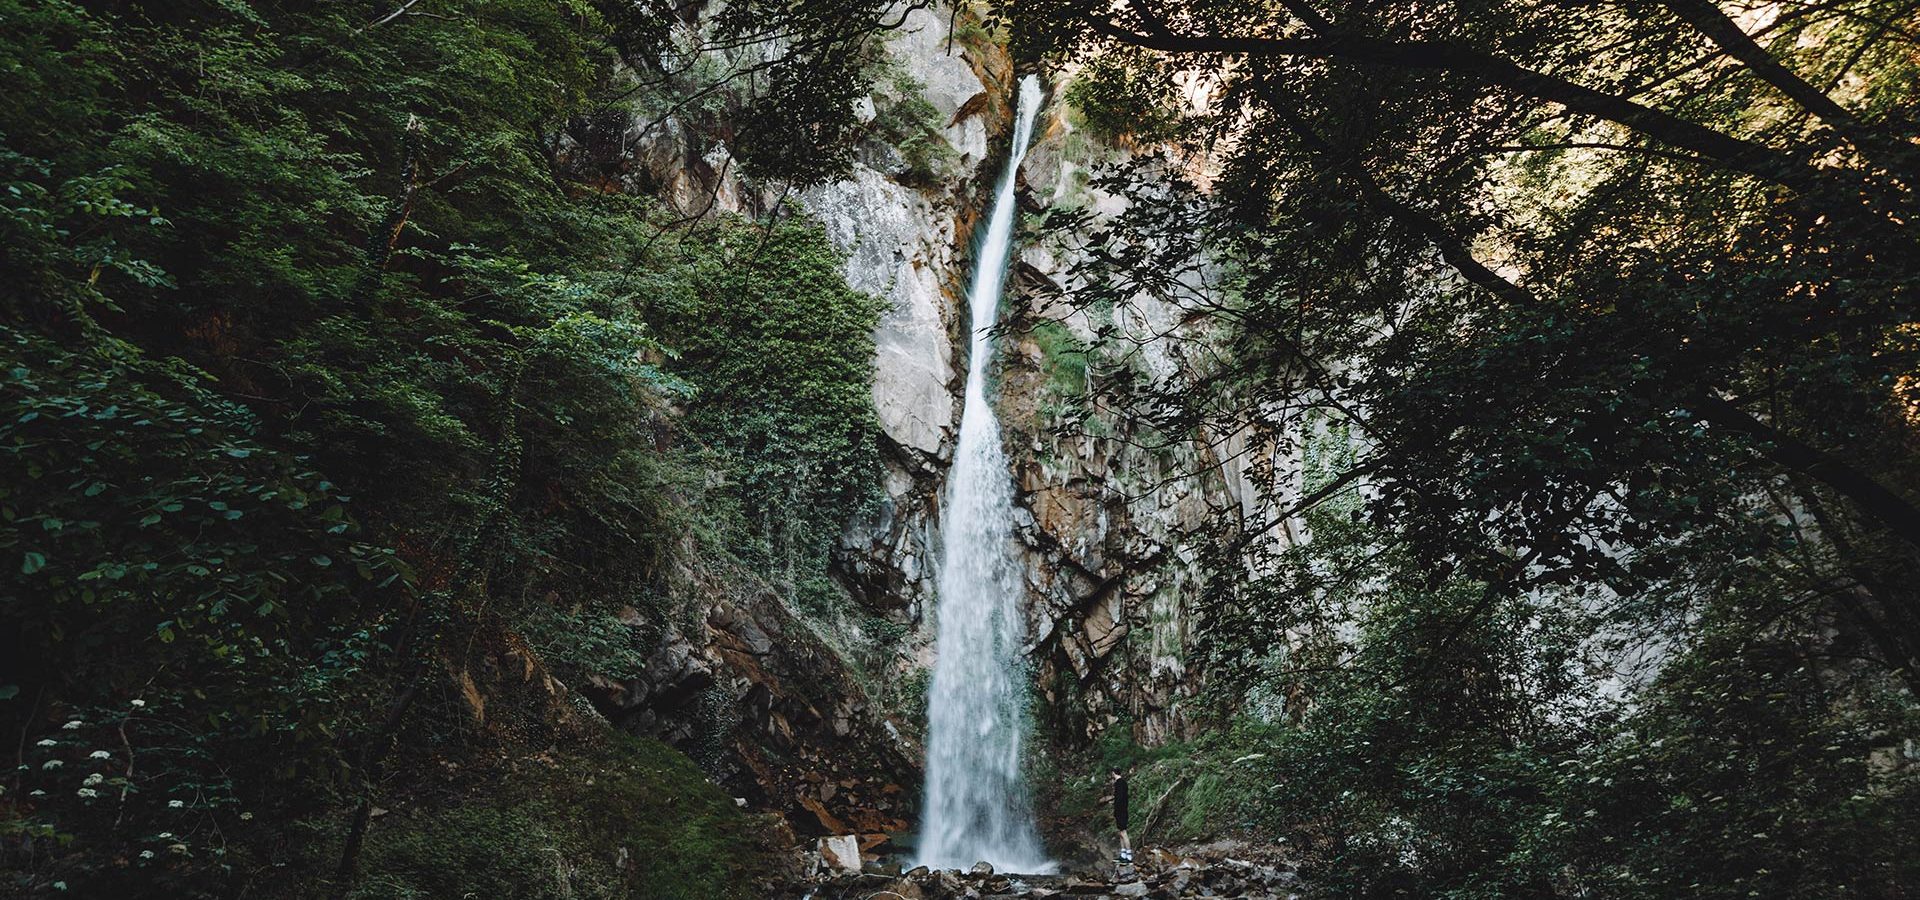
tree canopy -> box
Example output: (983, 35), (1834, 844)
(1020, 0), (1920, 894)
(1, 0), (904, 893)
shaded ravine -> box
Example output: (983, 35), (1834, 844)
(914, 73), (1052, 874)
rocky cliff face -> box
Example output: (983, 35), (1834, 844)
(803, 18), (1253, 755)
(584, 1), (1273, 846)
(559, 2), (1013, 850)
(997, 112), (1229, 749)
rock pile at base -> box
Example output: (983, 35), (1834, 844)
(787, 846), (1304, 900)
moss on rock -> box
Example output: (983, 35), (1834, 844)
(339, 732), (783, 900)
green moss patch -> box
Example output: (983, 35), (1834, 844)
(346, 733), (780, 900)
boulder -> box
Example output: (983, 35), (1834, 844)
(932, 869), (966, 894)
(819, 835), (862, 874)
(876, 878), (926, 900)
(1145, 847), (1181, 867)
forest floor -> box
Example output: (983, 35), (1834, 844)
(787, 839), (1303, 899)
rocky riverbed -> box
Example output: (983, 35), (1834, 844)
(785, 842), (1304, 899)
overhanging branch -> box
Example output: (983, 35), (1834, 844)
(1087, 7), (1820, 191)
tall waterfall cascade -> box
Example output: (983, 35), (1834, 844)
(915, 74), (1053, 874)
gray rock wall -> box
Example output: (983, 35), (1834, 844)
(593, 0), (1298, 833)
(995, 102), (1260, 748)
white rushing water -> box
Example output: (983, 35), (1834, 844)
(916, 74), (1053, 874)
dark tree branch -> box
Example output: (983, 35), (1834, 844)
(1686, 392), (1920, 550)
(1257, 76), (1920, 557)
(356, 0), (429, 35)
(1087, 8), (1822, 191)
(1659, 0), (1861, 129)
(1656, 0), (1911, 171)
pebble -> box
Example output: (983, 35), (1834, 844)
(786, 845), (1302, 899)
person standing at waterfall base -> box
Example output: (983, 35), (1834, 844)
(1110, 767), (1132, 864)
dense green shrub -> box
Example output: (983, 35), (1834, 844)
(871, 71), (962, 185)
(1047, 716), (1271, 848)
(653, 223), (885, 582)
(1200, 506), (1920, 899)
(0, 0), (886, 894)
(1063, 51), (1180, 144)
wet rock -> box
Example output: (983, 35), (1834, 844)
(874, 877), (926, 899)
(931, 869), (966, 896)
(786, 841), (1304, 899)
(1056, 880), (1110, 896)
(809, 167), (958, 458)
(970, 861), (995, 877)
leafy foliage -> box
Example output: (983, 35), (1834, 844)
(870, 70), (964, 185)
(1064, 50), (1182, 143)
(652, 224), (885, 580)
(1016, 0), (1920, 895)
(0, 0), (893, 894)
(1217, 503), (1920, 898)
(620, 0), (943, 186)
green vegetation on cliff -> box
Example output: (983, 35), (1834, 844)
(11, 0), (1920, 896)
(0, 0), (903, 895)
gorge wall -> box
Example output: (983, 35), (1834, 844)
(575, 2), (1293, 851)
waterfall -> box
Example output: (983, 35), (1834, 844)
(915, 74), (1052, 874)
